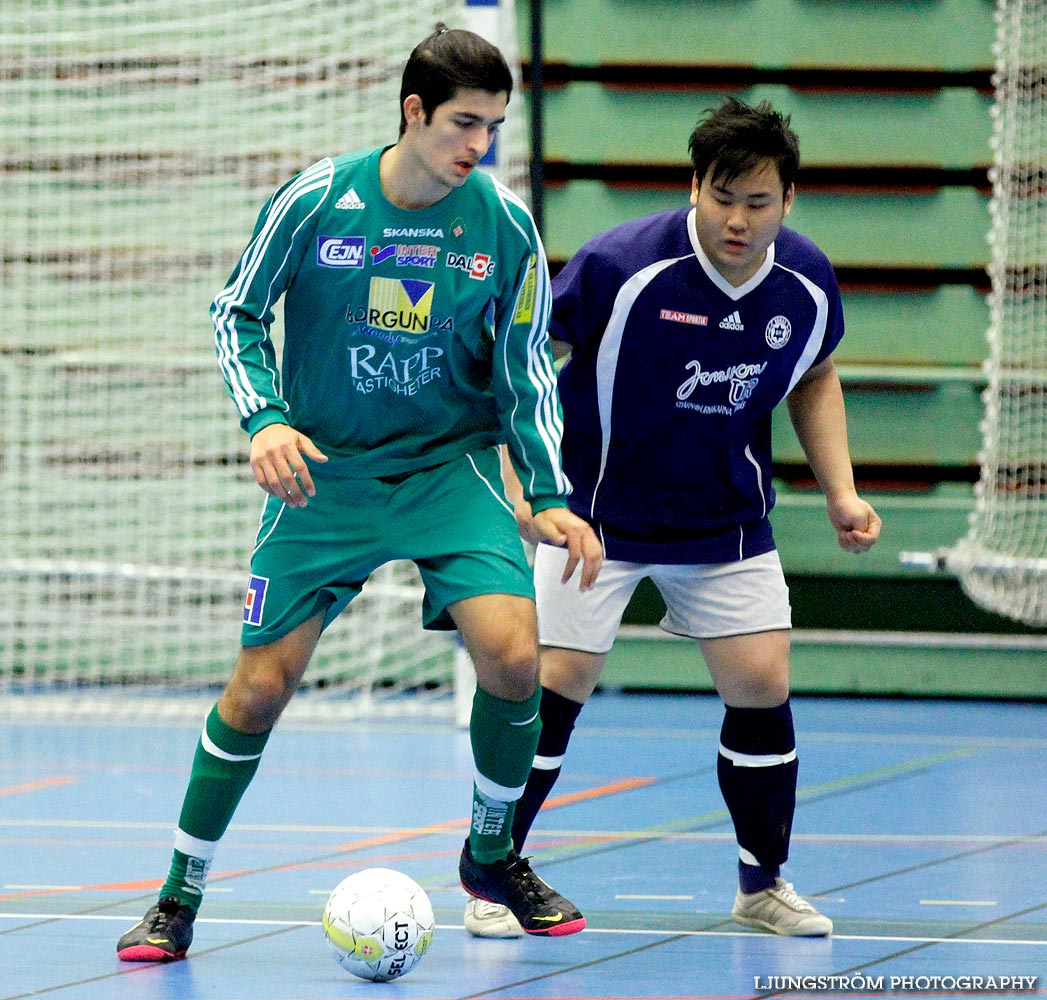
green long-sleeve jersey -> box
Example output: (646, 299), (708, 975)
(212, 146), (569, 513)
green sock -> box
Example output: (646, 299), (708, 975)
(161, 848), (208, 912)
(469, 685), (541, 864)
(159, 704), (271, 910)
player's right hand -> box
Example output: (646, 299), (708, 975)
(511, 496), (543, 547)
(827, 491), (882, 554)
(249, 423), (328, 508)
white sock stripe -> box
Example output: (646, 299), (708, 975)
(532, 754), (563, 770)
(474, 770), (526, 801)
(201, 727), (264, 763)
(739, 847), (761, 866)
(173, 829), (218, 860)
(718, 742), (797, 767)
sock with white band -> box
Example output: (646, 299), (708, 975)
(716, 701), (798, 894)
(159, 704), (271, 909)
(469, 685), (542, 863)
(510, 686), (584, 853)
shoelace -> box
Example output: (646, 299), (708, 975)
(472, 899), (510, 918)
(771, 881), (815, 912)
(146, 910), (175, 930)
(148, 898), (188, 928)
(505, 856), (548, 902)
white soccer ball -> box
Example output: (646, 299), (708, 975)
(322, 868), (435, 982)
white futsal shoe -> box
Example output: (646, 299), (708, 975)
(463, 896), (524, 938)
(732, 878), (833, 936)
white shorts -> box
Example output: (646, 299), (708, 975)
(534, 545), (792, 652)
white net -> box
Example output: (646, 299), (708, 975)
(0, 0), (527, 717)
(948, 0), (1047, 626)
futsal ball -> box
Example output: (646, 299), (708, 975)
(322, 868), (435, 982)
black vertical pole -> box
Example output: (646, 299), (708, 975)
(529, 0), (545, 237)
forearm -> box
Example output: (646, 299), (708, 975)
(786, 363), (857, 500)
(213, 165), (326, 432)
(788, 360), (882, 552)
(495, 251), (569, 511)
(213, 301), (287, 432)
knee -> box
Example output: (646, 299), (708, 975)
(454, 595), (541, 701)
(472, 633), (539, 702)
(221, 650), (301, 730)
(714, 656), (791, 709)
(703, 632), (791, 708)
(737, 666), (790, 708)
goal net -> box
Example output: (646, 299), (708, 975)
(946, 0), (1047, 627)
(0, 0), (528, 718)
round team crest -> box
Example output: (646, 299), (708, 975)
(765, 315), (791, 349)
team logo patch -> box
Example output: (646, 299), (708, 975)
(446, 251), (494, 280)
(766, 315), (792, 348)
(660, 308), (708, 326)
(317, 236), (365, 268)
(366, 277), (435, 334)
(243, 575), (269, 626)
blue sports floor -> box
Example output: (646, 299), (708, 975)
(1, 692), (1045, 1000)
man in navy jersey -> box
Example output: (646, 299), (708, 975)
(466, 96), (881, 939)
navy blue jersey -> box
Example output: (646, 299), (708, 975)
(551, 207), (844, 564)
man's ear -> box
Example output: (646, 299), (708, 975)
(689, 172), (700, 207)
(402, 94), (425, 130)
(783, 182), (795, 217)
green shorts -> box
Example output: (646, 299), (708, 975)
(240, 447), (534, 646)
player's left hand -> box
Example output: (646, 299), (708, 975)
(532, 507), (603, 590)
(827, 492), (882, 554)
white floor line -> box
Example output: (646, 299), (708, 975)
(2, 912), (1045, 948)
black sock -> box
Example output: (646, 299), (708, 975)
(510, 687), (584, 852)
(717, 701), (797, 893)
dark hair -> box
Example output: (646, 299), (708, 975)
(398, 23), (513, 135)
(688, 97), (800, 193)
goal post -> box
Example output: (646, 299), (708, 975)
(942, 0), (1047, 627)
(0, 0), (528, 718)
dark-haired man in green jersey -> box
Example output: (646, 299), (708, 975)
(117, 23), (601, 963)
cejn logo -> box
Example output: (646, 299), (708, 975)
(317, 236), (365, 268)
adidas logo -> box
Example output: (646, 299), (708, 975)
(719, 311), (744, 331)
(335, 187), (365, 210)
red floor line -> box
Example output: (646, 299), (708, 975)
(0, 775), (655, 898)
(0, 776), (77, 797)
(331, 775), (654, 851)
(541, 776), (656, 809)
